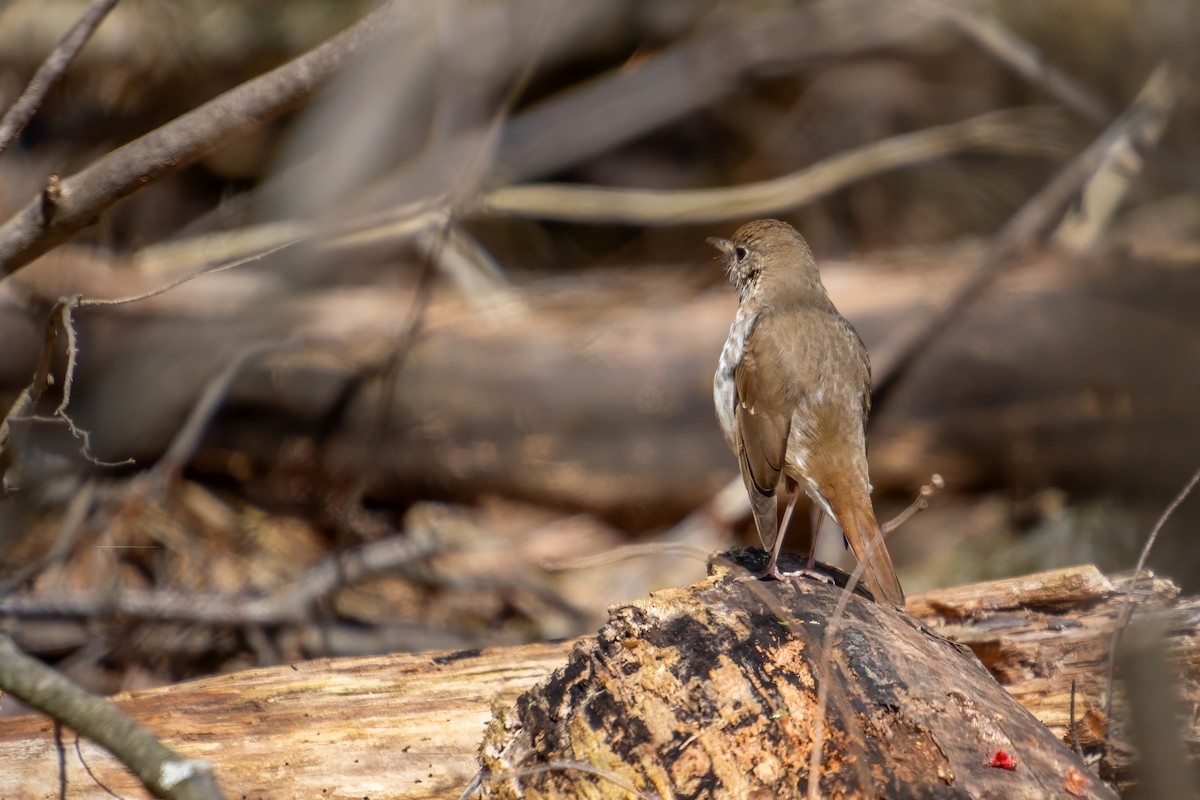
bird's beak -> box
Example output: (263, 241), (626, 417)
(706, 237), (733, 256)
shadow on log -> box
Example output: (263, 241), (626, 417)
(475, 548), (1113, 798)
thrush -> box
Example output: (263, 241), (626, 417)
(709, 219), (904, 607)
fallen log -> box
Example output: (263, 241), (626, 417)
(2, 245), (1196, 530)
(1, 562), (1189, 798)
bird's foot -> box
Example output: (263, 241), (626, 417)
(776, 559), (837, 586)
(737, 558), (836, 585)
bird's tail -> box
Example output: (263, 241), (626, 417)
(824, 480), (904, 608)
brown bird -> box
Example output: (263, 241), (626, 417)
(709, 219), (904, 607)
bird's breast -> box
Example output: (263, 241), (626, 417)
(713, 306), (757, 450)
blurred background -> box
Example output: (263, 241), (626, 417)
(0, 0), (1197, 697)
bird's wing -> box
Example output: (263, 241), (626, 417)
(733, 346), (790, 552)
(835, 312), (873, 423)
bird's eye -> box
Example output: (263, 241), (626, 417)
(734, 246), (748, 262)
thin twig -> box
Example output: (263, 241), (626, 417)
(16, 297), (133, 469)
(84, 239), (303, 308)
(0, 0), (121, 156)
(881, 473), (944, 536)
(1104, 466), (1200, 733)
(0, 634), (226, 799)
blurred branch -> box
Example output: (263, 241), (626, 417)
(136, 108), (1065, 277)
(0, 634), (226, 800)
(0, 0), (121, 157)
(0, 530), (444, 626)
(871, 63), (1175, 396)
(480, 108), (1063, 224)
(0, 1), (404, 278)
(926, 0), (1200, 194)
(499, 0), (960, 181)
(923, 0), (1109, 123)
(1053, 67), (1176, 251)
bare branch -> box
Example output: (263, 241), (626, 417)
(1053, 64), (1176, 251)
(0, 634), (226, 799)
(921, 0), (1110, 123)
(0, 0), (121, 156)
(871, 63), (1175, 395)
(0, 530), (445, 626)
(0, 1), (404, 277)
(480, 108), (1065, 224)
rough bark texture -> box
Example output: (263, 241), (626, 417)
(911, 565), (1200, 793)
(477, 551), (1116, 799)
(1, 563), (1193, 798)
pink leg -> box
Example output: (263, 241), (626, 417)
(763, 485), (801, 579)
(757, 492), (836, 586)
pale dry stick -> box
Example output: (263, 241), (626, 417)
(0, 0), (121, 155)
(0, 634), (226, 800)
(0, 1), (405, 276)
(133, 107), (1066, 280)
(871, 63), (1175, 394)
(1053, 64), (1176, 251)
(481, 108), (1065, 224)
(882, 473), (945, 536)
(1104, 466), (1200, 737)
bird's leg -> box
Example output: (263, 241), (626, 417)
(759, 484), (836, 586)
(762, 484), (799, 579)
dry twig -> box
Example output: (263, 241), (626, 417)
(0, 0), (121, 156)
(0, 634), (226, 800)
